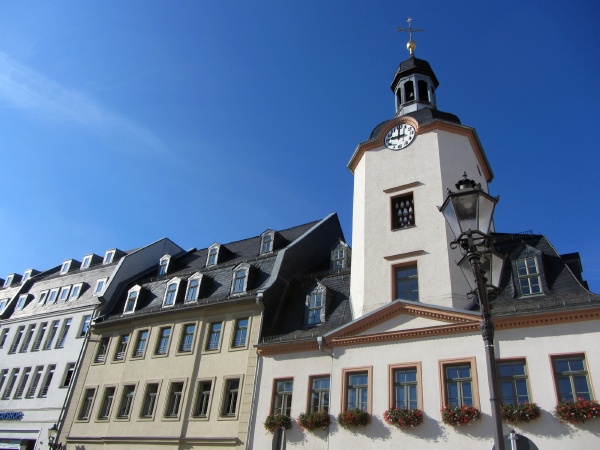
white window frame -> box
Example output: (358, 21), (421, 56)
(70, 283), (83, 300)
(206, 244), (220, 266)
(81, 255), (92, 270)
(79, 315), (92, 337)
(16, 294), (28, 310)
(331, 242), (350, 270)
(38, 291), (48, 305)
(305, 284), (326, 326)
(163, 278), (181, 308)
(4, 275), (14, 288)
(59, 285), (71, 302)
(60, 260), (71, 275)
(158, 255), (171, 276)
(103, 250), (115, 265)
(47, 288), (59, 304)
(230, 264), (250, 295)
(22, 270), (32, 283)
(0, 299), (7, 312)
(260, 230), (275, 254)
(124, 285), (141, 314)
(94, 278), (108, 296)
(184, 273), (202, 303)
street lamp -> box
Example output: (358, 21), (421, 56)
(48, 423), (61, 450)
(439, 173), (505, 450)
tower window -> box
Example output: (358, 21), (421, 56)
(391, 193), (415, 230)
(404, 81), (415, 102)
(418, 80), (429, 102)
(395, 264), (419, 301)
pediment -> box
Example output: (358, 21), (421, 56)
(355, 314), (455, 336)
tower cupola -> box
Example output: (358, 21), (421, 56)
(393, 19), (439, 117)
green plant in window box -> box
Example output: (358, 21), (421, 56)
(553, 398), (600, 424)
(337, 408), (370, 429)
(383, 407), (424, 429)
(264, 414), (292, 433)
(297, 411), (331, 431)
(441, 405), (481, 426)
(500, 402), (541, 423)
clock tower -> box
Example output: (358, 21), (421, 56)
(348, 22), (495, 316)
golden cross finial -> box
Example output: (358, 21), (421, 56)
(397, 17), (424, 55)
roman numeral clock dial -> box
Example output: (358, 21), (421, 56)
(384, 124), (416, 150)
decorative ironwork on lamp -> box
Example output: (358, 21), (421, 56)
(48, 423), (61, 450)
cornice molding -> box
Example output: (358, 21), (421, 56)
(257, 340), (319, 356)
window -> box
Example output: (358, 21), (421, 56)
(133, 330), (149, 358)
(117, 385), (136, 418)
(392, 366), (419, 409)
(155, 327), (171, 355)
(443, 362), (477, 408)
(114, 334), (129, 361)
(305, 288), (325, 326)
(158, 255), (170, 276)
(62, 363), (76, 388)
(222, 379), (240, 416)
(4, 275), (14, 288)
(309, 376), (330, 413)
(16, 294), (27, 310)
(9, 326), (24, 353)
(47, 288), (59, 304)
(2, 368), (19, 399)
(497, 360), (531, 405)
(26, 366), (43, 398)
(231, 266), (248, 294)
(79, 316), (92, 337)
(60, 261), (71, 274)
(103, 250), (115, 265)
(272, 379), (293, 415)
(78, 388), (96, 420)
(163, 281), (179, 307)
(193, 380), (212, 418)
(38, 365), (56, 398)
(395, 264), (418, 301)
(43, 321), (59, 350)
(22, 269), (32, 283)
(185, 274), (201, 302)
(94, 279), (107, 296)
(331, 243), (349, 270)
(19, 324), (36, 352)
(391, 193), (415, 230)
(232, 318), (248, 348)
(418, 80), (429, 102)
(38, 291), (48, 305)
(32, 323), (47, 351)
(205, 322), (221, 351)
(81, 255), (92, 269)
(207, 245), (219, 266)
(552, 355), (592, 402)
(14, 367), (31, 399)
(517, 257), (542, 295)
(0, 299), (7, 312)
(0, 328), (9, 348)
(0, 370), (7, 394)
(260, 232), (274, 254)
(70, 283), (82, 300)
(98, 386), (116, 420)
(95, 337), (110, 363)
(345, 371), (369, 412)
(140, 383), (159, 418)
(179, 324), (195, 352)
(404, 80), (415, 102)
(124, 286), (140, 314)
(55, 318), (72, 348)
(165, 382), (184, 418)
(58, 286), (71, 302)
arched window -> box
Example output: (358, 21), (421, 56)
(404, 81), (415, 102)
(124, 286), (141, 314)
(418, 80), (429, 102)
(185, 273), (202, 303)
(207, 244), (220, 266)
(163, 279), (180, 307)
(260, 231), (275, 254)
(231, 264), (250, 294)
(158, 255), (171, 276)
(305, 284), (327, 326)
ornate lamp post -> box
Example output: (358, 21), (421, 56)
(439, 173), (505, 450)
(48, 423), (61, 450)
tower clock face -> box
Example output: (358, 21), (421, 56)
(385, 124), (416, 150)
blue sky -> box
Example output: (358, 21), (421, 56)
(1, 1), (599, 292)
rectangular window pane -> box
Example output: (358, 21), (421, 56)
(273, 379), (293, 415)
(552, 355), (591, 402)
(133, 330), (149, 357)
(117, 385), (136, 418)
(222, 379), (240, 416)
(98, 387), (116, 419)
(232, 318), (248, 347)
(496, 360), (530, 405)
(26, 366), (43, 398)
(193, 381), (212, 418)
(445, 364), (472, 408)
(165, 382), (184, 417)
(393, 368), (418, 409)
(155, 327), (171, 355)
(395, 264), (419, 301)
(346, 372), (368, 411)
(79, 388), (96, 420)
(179, 324), (195, 352)
(38, 365), (56, 398)
(140, 383), (159, 418)
(206, 323), (221, 351)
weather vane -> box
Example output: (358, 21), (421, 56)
(397, 18), (424, 56)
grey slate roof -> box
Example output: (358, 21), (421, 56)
(391, 55), (440, 89)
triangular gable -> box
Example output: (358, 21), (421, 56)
(324, 300), (480, 346)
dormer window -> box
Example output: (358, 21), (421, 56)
(517, 257), (542, 296)
(94, 278), (107, 296)
(231, 264), (249, 294)
(305, 284), (326, 326)
(59, 286), (71, 302)
(48, 288), (59, 304)
(60, 261), (71, 275)
(163, 279), (180, 307)
(124, 286), (140, 314)
(16, 294), (27, 310)
(22, 270), (32, 283)
(70, 283), (83, 300)
(331, 242), (350, 270)
(158, 255), (171, 276)
(0, 298), (7, 312)
(185, 273), (202, 303)
(260, 231), (274, 254)
(207, 245), (220, 266)
(38, 291), (48, 305)
(103, 250), (115, 265)
(4, 275), (14, 288)
(81, 255), (92, 270)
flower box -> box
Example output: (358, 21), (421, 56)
(337, 408), (370, 429)
(383, 407), (424, 428)
(500, 402), (541, 423)
(264, 414), (292, 433)
(441, 405), (481, 426)
(554, 398), (600, 424)
(297, 410), (331, 431)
